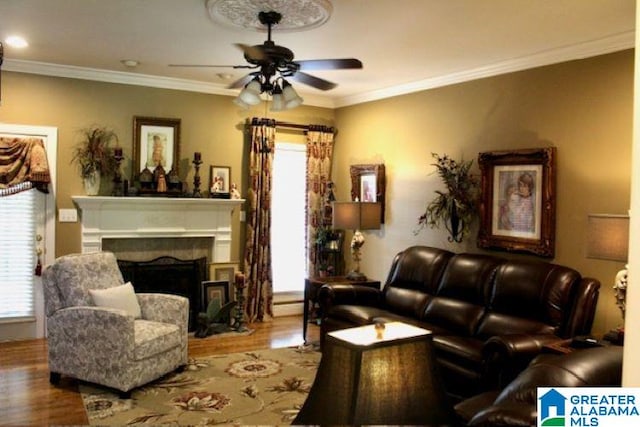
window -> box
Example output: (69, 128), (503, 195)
(0, 123), (57, 340)
(0, 189), (37, 320)
(271, 142), (307, 294)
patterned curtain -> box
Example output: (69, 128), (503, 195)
(0, 137), (51, 197)
(306, 126), (335, 276)
(243, 118), (276, 322)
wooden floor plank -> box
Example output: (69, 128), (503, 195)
(0, 315), (318, 426)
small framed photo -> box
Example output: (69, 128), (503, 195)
(350, 164), (386, 223)
(477, 147), (556, 257)
(201, 280), (230, 313)
(209, 165), (231, 196)
(133, 116), (181, 178)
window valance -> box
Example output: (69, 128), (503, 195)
(0, 137), (51, 196)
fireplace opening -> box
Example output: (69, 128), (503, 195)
(117, 256), (208, 331)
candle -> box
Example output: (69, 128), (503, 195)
(194, 152), (202, 162)
(235, 272), (245, 287)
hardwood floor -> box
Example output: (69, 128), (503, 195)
(0, 315), (319, 426)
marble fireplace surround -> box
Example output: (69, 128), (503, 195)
(72, 196), (244, 262)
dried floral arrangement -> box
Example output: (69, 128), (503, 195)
(415, 153), (479, 242)
(71, 126), (119, 179)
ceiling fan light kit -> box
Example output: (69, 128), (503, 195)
(238, 78), (263, 105)
(172, 4), (362, 111)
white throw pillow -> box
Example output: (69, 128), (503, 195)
(89, 282), (142, 318)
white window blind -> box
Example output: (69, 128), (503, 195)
(0, 189), (36, 319)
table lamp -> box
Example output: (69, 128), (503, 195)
(332, 201), (381, 281)
(586, 213), (629, 343)
(293, 321), (456, 425)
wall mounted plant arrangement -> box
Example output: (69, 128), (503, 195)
(415, 153), (479, 243)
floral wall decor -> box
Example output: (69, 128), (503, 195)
(415, 153), (479, 242)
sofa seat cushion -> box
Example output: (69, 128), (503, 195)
(134, 319), (181, 360)
(476, 312), (557, 340)
(433, 335), (485, 372)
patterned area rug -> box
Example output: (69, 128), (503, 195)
(80, 346), (320, 425)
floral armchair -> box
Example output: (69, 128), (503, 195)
(42, 251), (188, 397)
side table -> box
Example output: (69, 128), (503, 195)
(303, 276), (380, 342)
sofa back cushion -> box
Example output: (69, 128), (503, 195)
(477, 260), (580, 338)
(422, 254), (504, 335)
(383, 246), (454, 318)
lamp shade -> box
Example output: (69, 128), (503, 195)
(294, 322), (456, 425)
(586, 214), (629, 261)
(332, 202), (381, 230)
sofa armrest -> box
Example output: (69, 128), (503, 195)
(137, 293), (189, 327)
(482, 334), (562, 388)
(318, 283), (382, 315)
(47, 306), (135, 359)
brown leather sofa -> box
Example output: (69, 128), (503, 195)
(454, 345), (623, 426)
(318, 246), (600, 399)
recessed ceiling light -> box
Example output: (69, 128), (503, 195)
(217, 73), (233, 80)
(121, 59), (139, 68)
(5, 35), (28, 48)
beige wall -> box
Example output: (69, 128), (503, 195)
(1, 71), (335, 261)
(334, 50), (633, 336)
(2, 50), (632, 335)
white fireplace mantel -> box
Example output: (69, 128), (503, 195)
(72, 196), (244, 262)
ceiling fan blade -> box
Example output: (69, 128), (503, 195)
(228, 74), (254, 89)
(295, 58), (363, 71)
(290, 72), (337, 91)
(168, 64), (255, 69)
(235, 43), (266, 61)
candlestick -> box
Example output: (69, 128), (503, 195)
(192, 157), (203, 198)
(234, 272), (248, 332)
(194, 151), (201, 162)
(111, 147), (124, 196)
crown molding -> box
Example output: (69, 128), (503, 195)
(4, 31), (634, 111)
(3, 59), (335, 109)
(334, 31), (635, 108)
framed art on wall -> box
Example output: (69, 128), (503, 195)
(477, 147), (556, 257)
(132, 116), (181, 179)
(349, 164), (386, 223)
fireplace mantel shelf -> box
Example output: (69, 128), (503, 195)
(72, 196), (244, 209)
(72, 196), (245, 262)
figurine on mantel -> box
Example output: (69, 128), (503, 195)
(230, 183), (241, 199)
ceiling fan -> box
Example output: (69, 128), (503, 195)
(170, 11), (362, 108)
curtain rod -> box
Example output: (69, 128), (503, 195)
(275, 121), (309, 131)
(249, 118), (335, 133)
